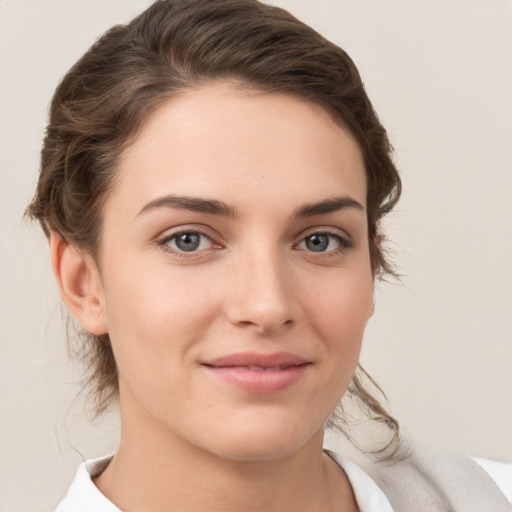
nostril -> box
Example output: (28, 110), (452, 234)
(228, 313), (295, 334)
(224, 267), (298, 333)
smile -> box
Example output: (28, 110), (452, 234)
(239, 365), (295, 371)
(201, 352), (311, 393)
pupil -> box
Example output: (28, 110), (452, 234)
(306, 234), (328, 252)
(176, 233), (200, 251)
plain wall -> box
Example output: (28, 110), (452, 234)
(1, 0), (511, 510)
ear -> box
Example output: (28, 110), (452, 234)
(50, 232), (108, 335)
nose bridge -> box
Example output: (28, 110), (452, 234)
(226, 237), (296, 333)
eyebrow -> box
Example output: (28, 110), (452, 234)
(138, 195), (238, 218)
(294, 196), (364, 218)
(137, 194), (364, 219)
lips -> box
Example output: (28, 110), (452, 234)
(201, 352), (310, 393)
(203, 352), (309, 369)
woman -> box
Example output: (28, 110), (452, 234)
(26, 1), (512, 510)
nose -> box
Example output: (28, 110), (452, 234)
(224, 249), (298, 335)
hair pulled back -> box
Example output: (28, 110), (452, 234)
(27, 0), (402, 459)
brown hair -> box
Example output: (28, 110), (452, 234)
(27, 0), (402, 459)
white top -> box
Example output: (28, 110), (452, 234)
(55, 450), (512, 512)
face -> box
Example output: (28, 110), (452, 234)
(94, 83), (374, 462)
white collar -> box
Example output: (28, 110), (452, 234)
(327, 450), (394, 511)
(55, 456), (120, 512)
(55, 451), (392, 512)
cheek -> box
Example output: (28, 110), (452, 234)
(100, 263), (222, 371)
(295, 271), (373, 419)
(304, 269), (373, 398)
(306, 271), (373, 343)
(99, 265), (226, 422)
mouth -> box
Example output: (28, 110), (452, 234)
(200, 352), (311, 393)
(219, 365), (301, 371)
(202, 352), (309, 368)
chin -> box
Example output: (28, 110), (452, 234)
(195, 410), (326, 463)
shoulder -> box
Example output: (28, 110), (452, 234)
(54, 456), (120, 512)
(327, 447), (512, 512)
(472, 456), (512, 504)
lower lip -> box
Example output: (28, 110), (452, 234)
(202, 365), (309, 393)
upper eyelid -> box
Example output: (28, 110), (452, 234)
(161, 231), (213, 243)
(157, 224), (219, 242)
(295, 226), (352, 242)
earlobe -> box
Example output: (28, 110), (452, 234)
(50, 232), (108, 335)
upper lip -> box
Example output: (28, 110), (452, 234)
(201, 352), (310, 369)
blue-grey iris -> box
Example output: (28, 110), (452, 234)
(305, 234), (329, 252)
(176, 233), (201, 251)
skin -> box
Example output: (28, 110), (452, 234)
(52, 83), (374, 511)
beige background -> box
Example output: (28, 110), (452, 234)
(1, 0), (511, 510)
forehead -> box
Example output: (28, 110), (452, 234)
(111, 83), (366, 215)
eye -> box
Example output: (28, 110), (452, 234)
(161, 231), (215, 253)
(297, 232), (348, 253)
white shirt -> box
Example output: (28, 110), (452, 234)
(55, 451), (512, 512)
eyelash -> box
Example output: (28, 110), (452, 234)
(157, 230), (219, 258)
(297, 229), (353, 256)
(156, 228), (353, 258)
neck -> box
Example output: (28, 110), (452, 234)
(94, 393), (357, 512)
